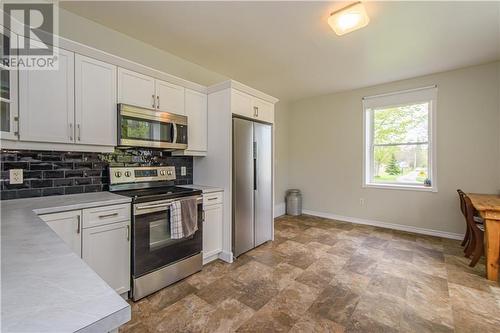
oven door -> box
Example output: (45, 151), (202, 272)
(118, 103), (188, 150)
(132, 196), (203, 278)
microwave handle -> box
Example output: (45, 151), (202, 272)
(172, 124), (178, 144)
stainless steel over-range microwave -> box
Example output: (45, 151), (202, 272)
(117, 104), (188, 150)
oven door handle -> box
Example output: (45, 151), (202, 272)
(136, 203), (172, 210)
(135, 196), (203, 211)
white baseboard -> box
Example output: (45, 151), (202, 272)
(274, 202), (286, 218)
(203, 249), (222, 265)
(219, 250), (233, 263)
(302, 209), (464, 240)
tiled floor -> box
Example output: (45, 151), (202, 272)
(120, 215), (500, 333)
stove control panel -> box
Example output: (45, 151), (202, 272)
(109, 166), (176, 184)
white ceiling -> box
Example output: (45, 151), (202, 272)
(61, 1), (500, 101)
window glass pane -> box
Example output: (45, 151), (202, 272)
(1, 101), (10, 132)
(373, 102), (428, 144)
(1, 70), (10, 100)
(1, 32), (10, 58)
(372, 144), (429, 185)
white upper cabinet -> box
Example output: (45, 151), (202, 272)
(75, 55), (117, 146)
(155, 79), (185, 115)
(231, 89), (275, 124)
(117, 68), (185, 115)
(1, 26), (19, 141)
(117, 67), (156, 109)
(174, 89), (207, 156)
(19, 47), (75, 143)
(39, 210), (82, 257)
(231, 90), (254, 119)
(253, 98), (274, 124)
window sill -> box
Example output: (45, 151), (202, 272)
(363, 183), (437, 192)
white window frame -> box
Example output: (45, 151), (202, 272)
(362, 86), (438, 192)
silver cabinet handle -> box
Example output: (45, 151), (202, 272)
(207, 197), (217, 201)
(76, 215), (81, 234)
(13, 116), (19, 137)
(253, 106), (258, 117)
(126, 225), (130, 241)
(202, 210), (205, 222)
(98, 212), (119, 219)
(77, 124), (81, 141)
(69, 123), (73, 141)
(157, 95), (160, 109)
(152, 94), (156, 108)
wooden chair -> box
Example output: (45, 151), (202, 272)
(463, 195), (484, 267)
(457, 189), (469, 247)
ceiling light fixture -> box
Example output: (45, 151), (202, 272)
(328, 2), (370, 36)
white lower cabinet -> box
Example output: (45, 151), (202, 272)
(82, 221), (130, 294)
(202, 191), (223, 264)
(39, 210), (82, 257)
(39, 204), (131, 294)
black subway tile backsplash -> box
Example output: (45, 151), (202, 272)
(43, 170), (65, 179)
(42, 187), (65, 196)
(0, 148), (194, 200)
(17, 189), (42, 198)
(31, 179), (53, 188)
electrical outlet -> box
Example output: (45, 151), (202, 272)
(181, 166), (187, 176)
(9, 169), (23, 184)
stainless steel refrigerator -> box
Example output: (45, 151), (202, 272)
(232, 117), (273, 257)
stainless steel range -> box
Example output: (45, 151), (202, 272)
(109, 166), (203, 301)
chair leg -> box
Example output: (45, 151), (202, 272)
(469, 237), (484, 267)
(461, 225), (470, 246)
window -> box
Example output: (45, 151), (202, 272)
(363, 86), (437, 191)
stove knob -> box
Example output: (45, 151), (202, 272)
(114, 171), (122, 178)
(160, 170), (166, 176)
(167, 170), (173, 176)
(124, 171), (132, 177)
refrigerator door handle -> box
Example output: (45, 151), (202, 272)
(253, 141), (257, 191)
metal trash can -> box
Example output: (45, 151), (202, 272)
(286, 189), (302, 216)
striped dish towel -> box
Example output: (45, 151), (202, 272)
(170, 200), (184, 239)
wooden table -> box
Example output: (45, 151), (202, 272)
(468, 193), (500, 281)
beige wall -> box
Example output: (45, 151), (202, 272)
(59, 9), (227, 86)
(287, 62), (500, 235)
(274, 102), (290, 208)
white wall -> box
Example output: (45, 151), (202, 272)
(287, 62), (500, 236)
(59, 8), (227, 86)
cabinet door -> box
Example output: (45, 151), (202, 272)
(231, 89), (253, 119)
(75, 55), (117, 146)
(19, 47), (75, 143)
(253, 98), (274, 124)
(0, 27), (19, 140)
(203, 203), (223, 262)
(82, 221), (130, 294)
(155, 79), (185, 115)
(185, 89), (207, 153)
(39, 210), (82, 257)
(117, 67), (155, 109)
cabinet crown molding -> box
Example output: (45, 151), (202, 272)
(208, 80), (279, 104)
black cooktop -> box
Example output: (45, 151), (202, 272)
(110, 182), (201, 203)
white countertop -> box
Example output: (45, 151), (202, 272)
(1, 192), (132, 333)
(180, 184), (224, 194)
